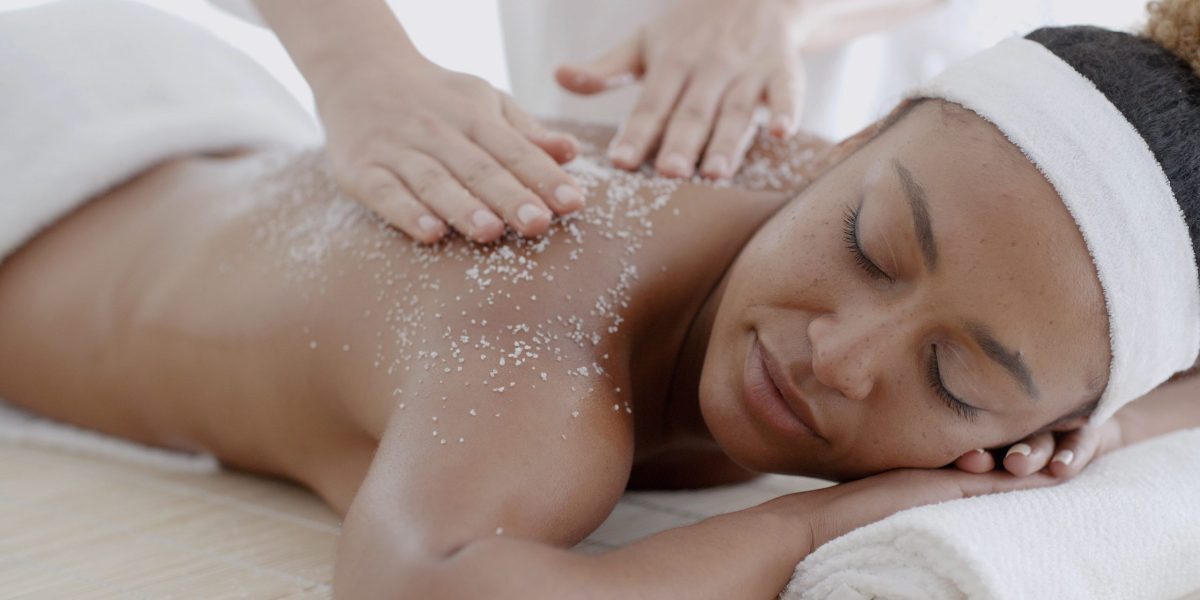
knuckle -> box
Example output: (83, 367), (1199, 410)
(409, 167), (445, 198)
(461, 158), (498, 187)
(676, 103), (709, 124)
(722, 96), (754, 117)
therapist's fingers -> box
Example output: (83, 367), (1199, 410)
(1001, 431), (1056, 476)
(432, 134), (554, 238)
(654, 69), (733, 178)
(474, 117), (586, 217)
(392, 150), (505, 243)
(500, 95), (581, 165)
(607, 64), (689, 170)
(952, 448), (996, 474)
(342, 163), (447, 244)
(556, 36), (643, 95)
(765, 63), (803, 138)
(701, 75), (764, 179)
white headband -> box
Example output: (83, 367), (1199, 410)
(910, 37), (1200, 424)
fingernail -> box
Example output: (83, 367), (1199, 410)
(971, 448), (987, 454)
(1006, 443), (1032, 458)
(702, 154), (729, 178)
(604, 73), (636, 88)
(1052, 449), (1075, 466)
(660, 153), (692, 177)
(609, 143), (636, 165)
(554, 184), (585, 210)
(472, 209), (501, 230)
(517, 203), (548, 226)
(418, 214), (442, 234)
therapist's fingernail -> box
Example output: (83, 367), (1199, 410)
(971, 448), (987, 454)
(554, 184), (585, 210)
(472, 209), (501, 230)
(1052, 449), (1075, 466)
(1006, 443), (1032, 458)
(604, 73), (636, 88)
(418, 214), (443, 234)
(702, 154), (729, 178)
(609, 143), (636, 165)
(660, 153), (692, 177)
(517, 203), (549, 226)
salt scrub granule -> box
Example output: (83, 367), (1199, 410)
(250, 149), (686, 431)
(496, 528), (504, 535)
(469, 408), (477, 416)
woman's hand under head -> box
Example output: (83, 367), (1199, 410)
(696, 99), (1114, 482)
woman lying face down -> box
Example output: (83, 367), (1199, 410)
(5, 15), (1200, 598)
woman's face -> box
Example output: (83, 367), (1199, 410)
(700, 101), (1110, 480)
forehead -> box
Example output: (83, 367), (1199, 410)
(873, 102), (1110, 404)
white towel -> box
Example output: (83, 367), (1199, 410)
(0, 0), (320, 264)
(785, 428), (1200, 600)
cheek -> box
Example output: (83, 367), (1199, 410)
(738, 205), (845, 305)
(843, 405), (977, 472)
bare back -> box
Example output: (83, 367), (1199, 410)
(0, 126), (829, 551)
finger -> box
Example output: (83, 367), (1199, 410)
(955, 469), (1060, 498)
(342, 164), (447, 244)
(431, 134), (554, 238)
(1002, 431), (1056, 476)
(701, 75), (764, 179)
(1047, 426), (1102, 479)
(765, 63), (804, 138)
(474, 119), (585, 218)
(952, 448), (995, 474)
(391, 151), (504, 243)
(654, 68), (733, 178)
(607, 61), (689, 170)
(556, 36), (642, 95)
(501, 95), (582, 166)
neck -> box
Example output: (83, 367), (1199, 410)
(628, 254), (736, 459)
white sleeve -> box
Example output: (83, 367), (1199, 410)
(207, 0), (265, 26)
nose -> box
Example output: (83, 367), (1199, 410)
(807, 309), (899, 402)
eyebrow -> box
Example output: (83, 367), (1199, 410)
(893, 160), (938, 271)
(965, 321), (1039, 400)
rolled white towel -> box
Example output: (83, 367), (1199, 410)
(784, 428), (1200, 599)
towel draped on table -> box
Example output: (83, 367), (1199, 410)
(0, 0), (319, 265)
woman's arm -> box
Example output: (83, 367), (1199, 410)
(339, 460), (1060, 599)
(1117, 369), (1200, 447)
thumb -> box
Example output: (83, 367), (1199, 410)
(556, 36), (642, 95)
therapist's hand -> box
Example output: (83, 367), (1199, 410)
(556, 0), (806, 180)
(317, 55), (585, 244)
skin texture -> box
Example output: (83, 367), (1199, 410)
(0, 110), (1184, 597)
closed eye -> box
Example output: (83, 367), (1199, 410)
(841, 203), (893, 282)
(928, 345), (981, 421)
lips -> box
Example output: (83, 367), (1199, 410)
(754, 334), (825, 441)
